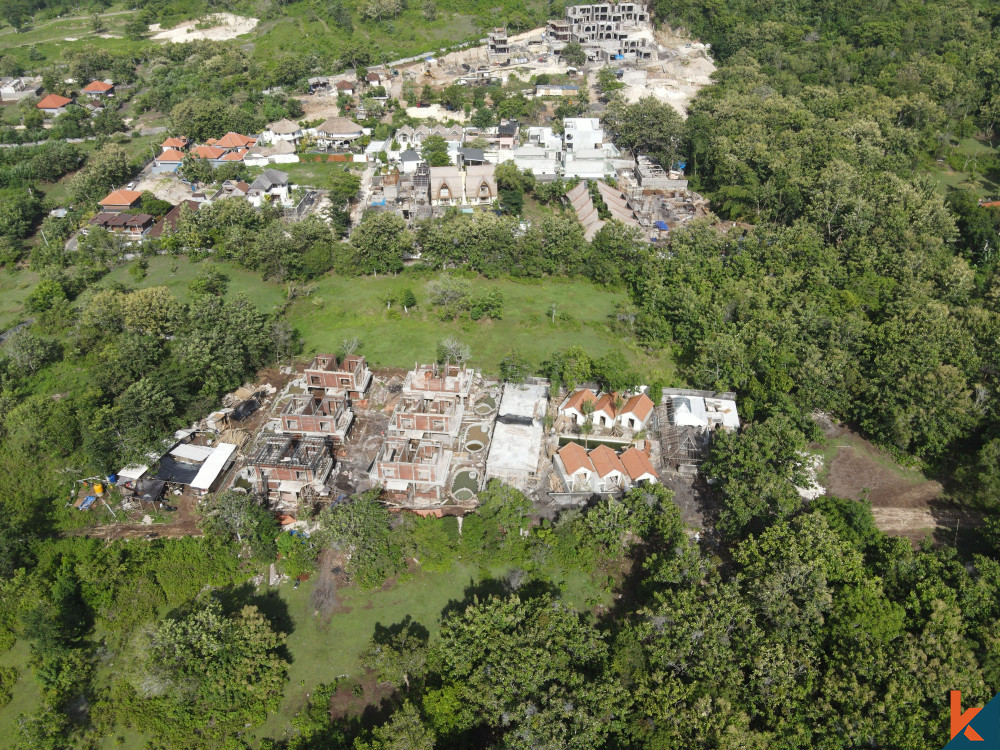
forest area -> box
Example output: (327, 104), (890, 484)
(1, 0), (1000, 747)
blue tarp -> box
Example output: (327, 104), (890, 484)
(79, 496), (96, 510)
(371, 199), (386, 206)
(655, 221), (670, 231)
(675, 161), (687, 170)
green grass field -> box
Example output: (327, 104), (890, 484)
(100, 255), (287, 310)
(287, 271), (674, 377)
(253, 560), (608, 741)
(0, 269), (40, 331)
(277, 160), (361, 189)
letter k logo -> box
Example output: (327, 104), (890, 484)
(952, 691), (984, 741)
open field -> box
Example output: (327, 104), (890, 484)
(0, 269), (40, 331)
(278, 159), (362, 189)
(287, 271), (674, 376)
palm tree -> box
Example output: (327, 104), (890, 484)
(580, 420), (593, 449)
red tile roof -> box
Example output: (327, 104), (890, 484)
(148, 200), (199, 238)
(621, 392), (654, 421)
(620, 447), (657, 481)
(157, 148), (186, 162)
(335, 80), (354, 90)
(588, 444), (625, 478)
(193, 145), (225, 159)
(562, 388), (597, 413)
(37, 94), (72, 109)
(593, 392), (618, 418)
(208, 132), (257, 149)
(558, 442), (593, 475)
(221, 149), (247, 161)
(99, 189), (142, 207)
(83, 80), (113, 93)
(161, 136), (189, 149)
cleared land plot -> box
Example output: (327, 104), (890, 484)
(287, 273), (674, 375)
(817, 421), (983, 548)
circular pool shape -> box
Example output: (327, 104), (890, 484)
(454, 488), (476, 502)
(475, 402), (493, 415)
(466, 441), (484, 452)
(464, 423), (490, 453)
(453, 469), (479, 494)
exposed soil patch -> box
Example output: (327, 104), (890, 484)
(328, 670), (398, 724)
(817, 418), (983, 547)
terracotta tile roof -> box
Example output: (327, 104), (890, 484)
(620, 447), (657, 481)
(562, 388), (597, 413)
(157, 148), (185, 162)
(82, 80), (113, 93)
(193, 145), (225, 159)
(37, 94), (72, 109)
(588, 444), (625, 478)
(558, 442), (593, 475)
(622, 392), (654, 421)
(209, 132), (257, 149)
(221, 148), (247, 161)
(99, 189), (142, 206)
(161, 136), (189, 149)
(148, 200), (199, 238)
(335, 80), (354, 90)
(593, 392), (618, 418)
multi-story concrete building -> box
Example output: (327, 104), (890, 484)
(402, 363), (475, 404)
(389, 394), (464, 447)
(246, 435), (334, 505)
(488, 28), (510, 59)
(549, 3), (652, 62)
(304, 354), (372, 399)
(371, 437), (452, 503)
(279, 394), (353, 443)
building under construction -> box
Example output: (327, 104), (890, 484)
(657, 388), (739, 472)
(246, 435), (334, 508)
(549, 2), (653, 62)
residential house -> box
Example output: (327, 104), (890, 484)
(98, 189), (142, 213)
(457, 147), (487, 167)
(192, 145), (226, 164)
(429, 166), (463, 206)
(152, 148), (185, 174)
(86, 212), (154, 241)
(245, 140), (299, 166)
(246, 435), (334, 506)
(402, 363), (475, 404)
(160, 136), (189, 151)
(395, 125), (417, 147)
(247, 168), (290, 207)
(207, 132), (257, 152)
(208, 182), (249, 203)
(555, 2), (652, 62)
(279, 394), (353, 443)
(219, 148), (248, 165)
(304, 353), (372, 399)
(619, 447), (658, 484)
(399, 149), (422, 174)
(554, 441), (595, 491)
(148, 200), (199, 239)
(308, 76), (331, 94)
(390, 394), (464, 447)
(497, 120), (519, 149)
(315, 117), (363, 150)
(370, 437), (452, 503)
(365, 72), (383, 86)
(618, 392), (654, 431)
(559, 388), (598, 425)
(563, 118), (605, 152)
(334, 80), (355, 96)
(264, 119), (302, 144)
(36, 93), (72, 116)
(509, 146), (561, 178)
(588, 444), (627, 491)
(81, 100), (104, 116)
(464, 164), (497, 204)
(82, 80), (114, 98)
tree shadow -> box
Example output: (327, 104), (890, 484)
(438, 574), (561, 621)
(211, 582), (296, 662)
(371, 614), (430, 646)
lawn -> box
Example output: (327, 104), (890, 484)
(0, 269), (40, 331)
(99, 255), (286, 310)
(0, 640), (41, 745)
(287, 271), (675, 377)
(277, 160), (362, 189)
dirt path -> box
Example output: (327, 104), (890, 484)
(62, 522), (201, 540)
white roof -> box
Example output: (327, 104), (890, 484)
(486, 420), (542, 478)
(705, 398), (741, 429)
(671, 395), (708, 428)
(117, 464), (149, 481)
(498, 382), (548, 421)
(170, 443), (216, 462)
(190, 443), (237, 490)
(277, 480), (305, 494)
